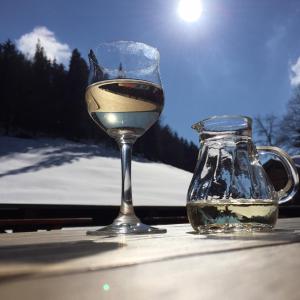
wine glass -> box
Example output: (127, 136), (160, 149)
(85, 41), (166, 235)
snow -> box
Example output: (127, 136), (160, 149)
(0, 136), (192, 206)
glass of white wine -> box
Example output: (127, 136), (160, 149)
(85, 41), (166, 235)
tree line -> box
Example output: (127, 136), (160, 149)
(0, 40), (198, 172)
(254, 86), (300, 154)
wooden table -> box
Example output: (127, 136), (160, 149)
(0, 218), (300, 300)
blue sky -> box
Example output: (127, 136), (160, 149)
(1, 0), (300, 143)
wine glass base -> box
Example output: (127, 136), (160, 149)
(87, 222), (167, 236)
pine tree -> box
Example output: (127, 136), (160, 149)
(30, 40), (52, 135)
(64, 49), (89, 139)
(0, 40), (31, 135)
(50, 60), (67, 135)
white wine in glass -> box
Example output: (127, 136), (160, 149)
(86, 79), (164, 140)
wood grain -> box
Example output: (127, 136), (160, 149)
(0, 219), (300, 300)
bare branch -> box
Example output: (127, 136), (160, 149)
(254, 114), (279, 146)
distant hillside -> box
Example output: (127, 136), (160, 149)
(0, 40), (198, 173)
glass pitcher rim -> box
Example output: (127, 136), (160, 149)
(192, 115), (252, 133)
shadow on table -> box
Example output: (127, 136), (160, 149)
(0, 240), (124, 264)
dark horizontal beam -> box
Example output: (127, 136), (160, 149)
(0, 204), (188, 231)
(0, 204), (300, 232)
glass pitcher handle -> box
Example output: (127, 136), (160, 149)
(257, 146), (299, 204)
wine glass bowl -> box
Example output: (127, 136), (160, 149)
(85, 41), (166, 235)
(85, 78), (164, 142)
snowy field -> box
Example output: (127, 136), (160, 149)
(0, 136), (192, 206)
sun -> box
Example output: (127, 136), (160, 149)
(178, 0), (203, 22)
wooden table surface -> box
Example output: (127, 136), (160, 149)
(0, 218), (300, 300)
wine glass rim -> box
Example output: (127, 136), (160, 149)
(95, 40), (159, 50)
(90, 40), (160, 63)
(88, 40), (161, 77)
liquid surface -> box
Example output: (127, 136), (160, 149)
(85, 79), (164, 139)
(187, 200), (278, 233)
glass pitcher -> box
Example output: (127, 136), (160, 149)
(187, 115), (299, 233)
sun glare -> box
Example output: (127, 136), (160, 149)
(178, 0), (203, 22)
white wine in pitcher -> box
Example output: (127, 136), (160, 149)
(187, 200), (278, 233)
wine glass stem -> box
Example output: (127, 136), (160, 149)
(119, 142), (135, 216)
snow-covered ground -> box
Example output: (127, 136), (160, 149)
(0, 136), (192, 206)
